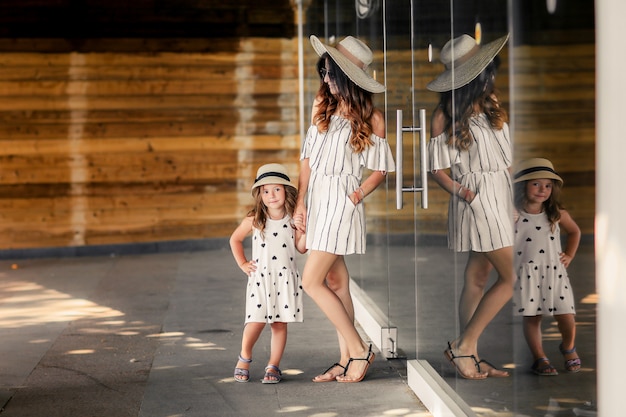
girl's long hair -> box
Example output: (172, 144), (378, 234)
(514, 179), (563, 231)
(437, 57), (508, 151)
(248, 184), (298, 235)
(313, 53), (375, 153)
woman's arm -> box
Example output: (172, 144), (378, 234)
(294, 101), (320, 232)
(349, 109), (387, 205)
(294, 227), (307, 254)
(558, 209), (581, 268)
(229, 216), (256, 275)
(427, 107), (475, 202)
(294, 159), (310, 233)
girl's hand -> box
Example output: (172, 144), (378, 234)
(559, 252), (573, 268)
(239, 259), (257, 276)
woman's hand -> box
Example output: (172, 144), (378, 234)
(293, 213), (306, 232)
(294, 205), (307, 233)
(459, 186), (475, 203)
(349, 187), (365, 205)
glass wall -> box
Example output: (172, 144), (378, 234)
(301, 0), (596, 414)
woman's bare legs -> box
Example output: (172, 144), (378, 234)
(312, 257), (353, 381)
(302, 250), (370, 382)
(459, 252), (493, 328)
(449, 246), (514, 378)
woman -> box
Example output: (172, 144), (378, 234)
(294, 35), (394, 383)
(427, 33), (513, 379)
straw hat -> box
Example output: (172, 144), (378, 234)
(513, 158), (563, 185)
(310, 35), (385, 93)
(427, 33), (509, 92)
(251, 163), (294, 193)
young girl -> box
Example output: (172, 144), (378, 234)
(513, 158), (582, 376)
(230, 163), (307, 383)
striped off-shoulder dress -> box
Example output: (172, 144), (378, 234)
(428, 113), (513, 252)
(300, 115), (395, 255)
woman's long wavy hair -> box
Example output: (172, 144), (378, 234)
(514, 179), (563, 232)
(248, 184), (298, 236)
(437, 57), (508, 151)
(313, 53), (375, 153)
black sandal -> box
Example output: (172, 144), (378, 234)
(336, 344), (375, 383)
(312, 362), (347, 383)
(444, 342), (487, 380)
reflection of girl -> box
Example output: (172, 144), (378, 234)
(294, 35), (394, 383)
(513, 158), (582, 376)
(230, 163), (307, 383)
(427, 34), (513, 379)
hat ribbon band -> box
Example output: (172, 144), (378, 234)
(255, 171), (291, 183)
(336, 44), (367, 70)
(445, 44), (480, 70)
(514, 166), (558, 180)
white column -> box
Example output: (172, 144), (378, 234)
(596, 1), (626, 415)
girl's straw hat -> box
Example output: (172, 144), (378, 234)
(310, 35), (385, 93)
(251, 163), (294, 193)
(513, 158), (563, 185)
(427, 33), (509, 92)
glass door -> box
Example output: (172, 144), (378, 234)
(301, 0), (596, 415)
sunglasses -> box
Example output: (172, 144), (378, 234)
(319, 67), (334, 79)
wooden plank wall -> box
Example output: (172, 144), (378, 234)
(0, 38), (300, 250)
(0, 39), (595, 250)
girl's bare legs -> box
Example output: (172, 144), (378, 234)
(555, 313), (576, 351)
(523, 315), (558, 374)
(555, 313), (580, 371)
(264, 322), (287, 382)
(450, 246), (514, 378)
(312, 257), (353, 381)
(523, 315), (547, 359)
(236, 322), (265, 377)
(302, 251), (370, 381)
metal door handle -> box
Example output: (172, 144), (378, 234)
(396, 109), (428, 210)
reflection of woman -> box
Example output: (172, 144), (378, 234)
(294, 35), (394, 383)
(427, 34), (513, 379)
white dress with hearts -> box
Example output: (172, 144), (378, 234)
(512, 210), (576, 317)
(244, 214), (303, 324)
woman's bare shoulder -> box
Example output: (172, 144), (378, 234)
(430, 107), (447, 137)
(310, 96), (323, 124)
(371, 108), (386, 138)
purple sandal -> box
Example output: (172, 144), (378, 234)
(560, 344), (582, 373)
(234, 355), (252, 382)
